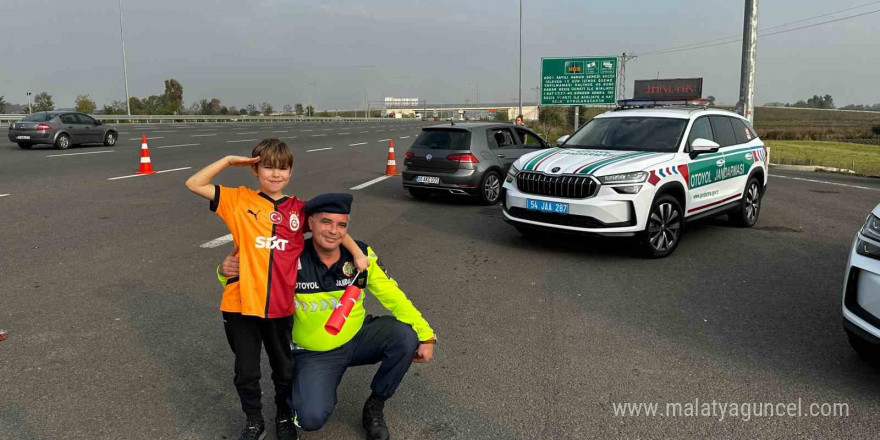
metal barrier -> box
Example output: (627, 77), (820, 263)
(0, 114), (417, 124)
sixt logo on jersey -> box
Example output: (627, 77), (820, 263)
(255, 236), (289, 250)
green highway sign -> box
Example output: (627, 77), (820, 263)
(541, 57), (618, 106)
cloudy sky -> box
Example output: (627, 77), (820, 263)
(2, 0), (877, 110)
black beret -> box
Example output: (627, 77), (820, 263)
(304, 193), (353, 215)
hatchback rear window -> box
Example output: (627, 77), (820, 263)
(22, 113), (53, 122)
(412, 130), (471, 150)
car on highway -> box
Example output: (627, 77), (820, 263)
(8, 111), (118, 150)
(501, 99), (769, 258)
(843, 205), (880, 360)
(402, 122), (551, 204)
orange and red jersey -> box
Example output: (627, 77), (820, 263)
(211, 185), (308, 318)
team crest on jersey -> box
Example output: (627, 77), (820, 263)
(342, 261), (356, 277)
(289, 213), (300, 231)
(269, 211), (283, 225)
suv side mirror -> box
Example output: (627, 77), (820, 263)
(95, 120), (103, 126)
(690, 138), (720, 158)
(556, 135), (570, 147)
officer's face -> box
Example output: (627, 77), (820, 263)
(309, 212), (349, 252)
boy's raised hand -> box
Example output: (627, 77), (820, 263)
(227, 156), (261, 167)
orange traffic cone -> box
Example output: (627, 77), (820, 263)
(136, 135), (156, 175)
(384, 139), (398, 176)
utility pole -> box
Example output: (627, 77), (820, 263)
(118, 0), (131, 116)
(574, 106), (579, 131)
(26, 92), (32, 113)
(518, 0), (523, 118)
(617, 52), (637, 100)
(737, 0), (759, 123)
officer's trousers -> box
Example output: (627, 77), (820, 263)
(291, 315), (420, 431)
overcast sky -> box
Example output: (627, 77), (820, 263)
(2, 0), (877, 110)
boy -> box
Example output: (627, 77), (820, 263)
(185, 138), (367, 440)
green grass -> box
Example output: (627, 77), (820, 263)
(765, 140), (880, 176)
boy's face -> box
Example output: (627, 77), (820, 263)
(252, 162), (292, 194)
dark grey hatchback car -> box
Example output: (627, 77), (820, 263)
(8, 111), (118, 150)
(402, 123), (550, 204)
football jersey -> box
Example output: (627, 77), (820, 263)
(211, 185), (307, 318)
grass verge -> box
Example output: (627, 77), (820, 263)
(765, 140), (880, 176)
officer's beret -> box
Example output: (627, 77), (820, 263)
(304, 193), (353, 215)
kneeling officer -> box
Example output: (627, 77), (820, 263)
(220, 193), (436, 440)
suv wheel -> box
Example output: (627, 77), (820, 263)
(730, 177), (762, 227)
(103, 131), (117, 146)
(640, 194), (683, 258)
(407, 187), (432, 200)
(17, 142), (32, 150)
(54, 133), (71, 150)
(478, 171), (502, 205)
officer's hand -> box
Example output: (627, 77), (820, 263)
(413, 342), (434, 363)
(220, 248), (240, 278)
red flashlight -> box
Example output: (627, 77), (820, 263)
(325, 272), (362, 335)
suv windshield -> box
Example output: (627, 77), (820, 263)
(564, 117), (687, 152)
(21, 113), (54, 122)
(412, 129), (471, 150)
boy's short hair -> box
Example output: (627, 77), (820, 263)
(251, 138), (293, 169)
(516, 114), (524, 120)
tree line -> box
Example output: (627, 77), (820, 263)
(2, 78), (317, 116)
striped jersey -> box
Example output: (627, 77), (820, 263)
(211, 185), (307, 318)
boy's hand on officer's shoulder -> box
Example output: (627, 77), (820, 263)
(221, 248), (240, 278)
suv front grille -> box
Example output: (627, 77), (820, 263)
(516, 172), (598, 198)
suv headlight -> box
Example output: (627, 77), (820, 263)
(598, 171), (648, 185)
(857, 214), (880, 259)
(506, 163), (520, 183)
(860, 214), (880, 242)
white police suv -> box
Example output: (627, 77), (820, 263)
(501, 99), (769, 258)
(843, 205), (880, 360)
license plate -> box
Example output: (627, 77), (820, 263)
(414, 176), (440, 184)
(527, 199), (569, 214)
(16, 135), (30, 140)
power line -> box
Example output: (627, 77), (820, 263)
(639, 7), (880, 56)
(639, 1), (880, 56)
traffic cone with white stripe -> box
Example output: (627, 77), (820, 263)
(136, 134), (156, 175)
(384, 139), (398, 176)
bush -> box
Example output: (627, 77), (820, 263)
(872, 125), (880, 136)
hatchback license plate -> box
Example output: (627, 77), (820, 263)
(16, 135), (30, 140)
(527, 199), (569, 214)
(415, 176), (440, 184)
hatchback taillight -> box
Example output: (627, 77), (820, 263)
(447, 153), (479, 163)
(405, 151), (414, 158)
(36, 123), (53, 131)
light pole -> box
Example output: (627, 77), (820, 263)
(118, 0), (131, 116)
(518, 0), (523, 118)
(307, 82), (317, 117)
(352, 65), (376, 118)
(26, 92), (32, 113)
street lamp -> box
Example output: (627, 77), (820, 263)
(119, 0), (131, 116)
(352, 65), (376, 118)
(518, 0), (523, 118)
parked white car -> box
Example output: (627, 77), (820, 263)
(843, 205), (880, 359)
(502, 101), (769, 258)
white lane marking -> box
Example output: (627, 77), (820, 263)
(156, 143), (201, 149)
(118, 132), (129, 134)
(349, 142), (367, 146)
(236, 132), (257, 135)
(359, 131), (369, 133)
(323, 128), (333, 131)
(0, 194), (9, 198)
(46, 150), (114, 158)
(107, 167), (192, 181)
(200, 234), (233, 248)
(338, 133), (350, 135)
(399, 136), (410, 139)
(281, 136), (298, 139)
(311, 134), (327, 137)
(274, 130), (289, 133)
(772, 175), (880, 192)
(192, 134), (217, 137)
(226, 139), (258, 143)
(350, 175), (391, 190)
(128, 137), (164, 141)
(307, 147), (333, 153)
(301, 129), (314, 132)
(151, 130), (179, 133)
(378, 138), (392, 142)
(196, 129), (216, 131)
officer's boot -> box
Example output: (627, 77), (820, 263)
(362, 393), (391, 440)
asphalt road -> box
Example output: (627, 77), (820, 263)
(1, 120), (880, 439)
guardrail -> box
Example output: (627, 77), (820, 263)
(0, 114), (418, 124)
